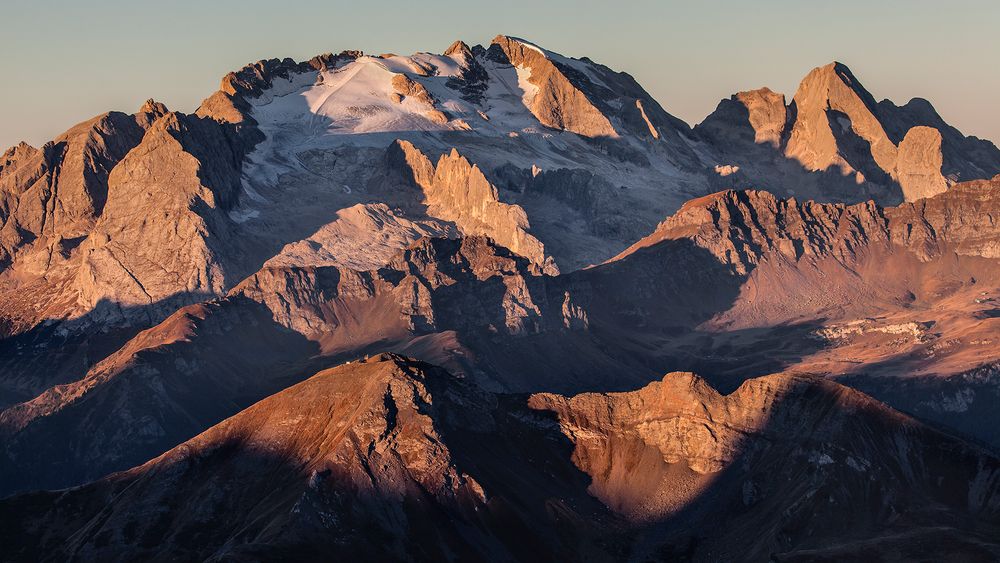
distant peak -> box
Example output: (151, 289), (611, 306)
(1, 141), (38, 167)
(794, 60), (881, 115)
(739, 86), (779, 96)
(490, 35), (548, 58)
(10, 140), (36, 153)
(802, 61), (865, 91)
(901, 96), (941, 119)
(735, 87), (785, 104)
(444, 40), (472, 58)
(139, 98), (169, 116)
(307, 50), (363, 70)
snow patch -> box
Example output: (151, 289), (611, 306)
(515, 66), (539, 107)
(808, 452), (834, 466)
(229, 208), (260, 224)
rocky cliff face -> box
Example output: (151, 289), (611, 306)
(0, 96), (262, 334)
(387, 140), (556, 273)
(71, 111), (248, 318)
(489, 35), (618, 138)
(735, 87), (787, 147)
(529, 371), (1000, 561)
(0, 109), (152, 271)
(491, 35), (694, 142)
(618, 175), (1000, 273)
(895, 125), (949, 200)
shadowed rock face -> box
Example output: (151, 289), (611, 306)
(2, 356), (999, 562)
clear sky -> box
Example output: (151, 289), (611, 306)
(2, 0), (998, 150)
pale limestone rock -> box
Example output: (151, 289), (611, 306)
(785, 62), (898, 177)
(490, 35), (617, 138)
(896, 125), (948, 201)
(73, 113), (240, 314)
(734, 87), (786, 147)
(389, 140), (555, 273)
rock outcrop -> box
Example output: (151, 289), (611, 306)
(735, 87), (787, 147)
(616, 177), (1000, 273)
(895, 125), (949, 201)
(529, 371), (1000, 560)
(388, 140), (556, 273)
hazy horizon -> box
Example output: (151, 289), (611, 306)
(3, 0), (999, 150)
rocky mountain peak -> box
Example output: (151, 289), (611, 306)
(0, 142), (38, 179)
(135, 98), (170, 129)
(488, 35), (619, 138)
(786, 61), (896, 177)
(138, 98), (168, 116)
(443, 39), (473, 58)
(486, 35), (694, 143)
(219, 57), (302, 98)
(733, 87), (787, 147)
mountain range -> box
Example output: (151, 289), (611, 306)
(2, 35), (1000, 561)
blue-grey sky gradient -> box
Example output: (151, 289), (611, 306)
(2, 0), (998, 150)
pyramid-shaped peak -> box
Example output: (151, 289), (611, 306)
(799, 61), (870, 96)
(793, 60), (882, 117)
(443, 40), (472, 58)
